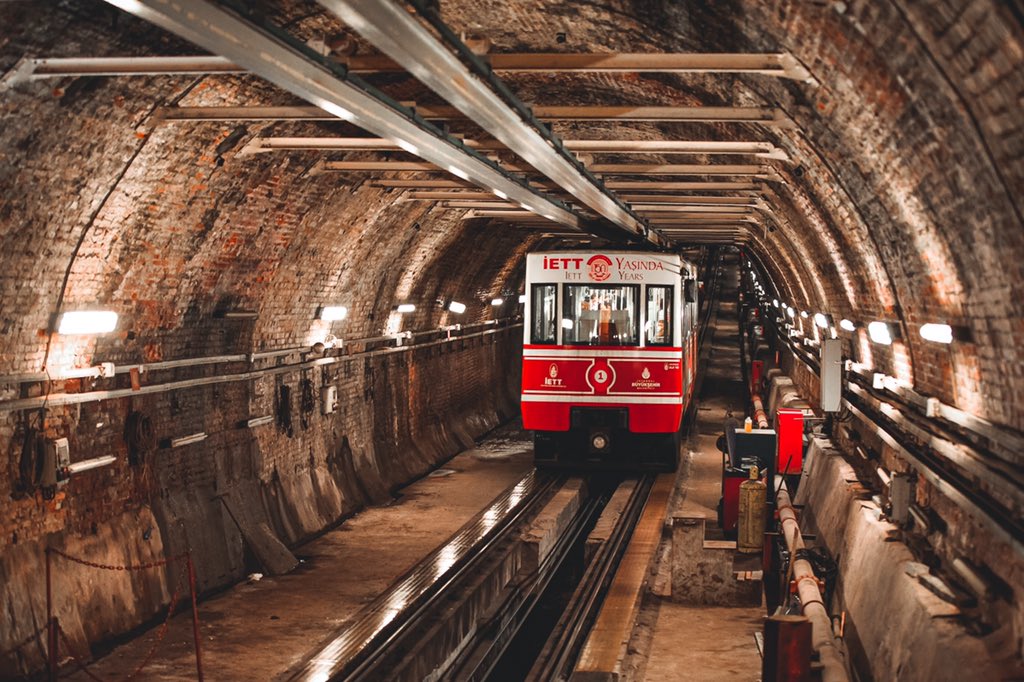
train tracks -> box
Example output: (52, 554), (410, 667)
(284, 471), (663, 682)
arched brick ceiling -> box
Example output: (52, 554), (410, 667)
(1, 0), (1022, 431)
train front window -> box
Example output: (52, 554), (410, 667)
(646, 285), (673, 346)
(563, 285), (639, 346)
(531, 284), (557, 344)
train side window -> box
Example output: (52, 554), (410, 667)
(646, 285), (673, 346)
(531, 284), (557, 344)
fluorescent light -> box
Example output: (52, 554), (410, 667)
(448, 301), (466, 314)
(246, 415), (274, 428)
(58, 311), (118, 335)
(868, 321), (893, 345)
(170, 432), (207, 448)
(840, 319), (856, 332)
(814, 313), (829, 329)
(396, 303), (415, 313)
(786, 306), (795, 319)
(218, 310), (258, 319)
(800, 310), (809, 319)
(491, 298), (504, 306)
(66, 455), (117, 475)
(447, 165), (469, 181)
(772, 299), (779, 308)
(561, 318), (573, 330)
(320, 306), (348, 321)
(518, 294), (526, 304)
(920, 323), (953, 344)
(493, 189), (509, 200)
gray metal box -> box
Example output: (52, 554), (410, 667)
(821, 338), (843, 412)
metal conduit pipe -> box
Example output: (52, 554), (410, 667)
(776, 482), (849, 682)
(0, 324), (522, 413)
(0, 319), (516, 385)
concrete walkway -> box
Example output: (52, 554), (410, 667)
(631, 254), (765, 681)
(66, 426), (534, 681)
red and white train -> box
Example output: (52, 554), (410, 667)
(521, 250), (700, 471)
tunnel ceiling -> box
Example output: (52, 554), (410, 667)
(1, 0), (1022, 432)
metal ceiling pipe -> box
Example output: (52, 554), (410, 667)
(155, 103), (796, 125)
(100, 0), (582, 231)
(316, 0), (658, 246)
(776, 482), (849, 682)
(238, 135), (786, 158)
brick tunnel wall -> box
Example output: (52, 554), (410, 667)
(446, 0), (1024, 431)
(0, 5), (536, 674)
(1, 0), (1022, 674)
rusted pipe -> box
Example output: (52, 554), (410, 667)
(751, 392), (769, 429)
(187, 553), (204, 681)
(776, 482), (848, 682)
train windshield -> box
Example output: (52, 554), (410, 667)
(563, 285), (640, 346)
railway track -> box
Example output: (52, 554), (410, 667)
(286, 470), (559, 681)
(284, 471), (664, 682)
(524, 476), (655, 681)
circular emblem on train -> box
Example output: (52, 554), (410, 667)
(586, 359), (613, 395)
(549, 363), (559, 379)
(586, 254), (613, 282)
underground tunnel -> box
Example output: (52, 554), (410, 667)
(0, 1), (1022, 680)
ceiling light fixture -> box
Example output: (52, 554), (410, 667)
(448, 301), (466, 314)
(839, 319), (856, 332)
(396, 303), (415, 313)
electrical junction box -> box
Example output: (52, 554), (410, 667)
(47, 437), (71, 487)
(321, 386), (338, 415)
(820, 338), (843, 412)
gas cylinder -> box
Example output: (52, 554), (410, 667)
(738, 465), (767, 554)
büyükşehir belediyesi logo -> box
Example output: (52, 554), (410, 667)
(587, 254), (612, 282)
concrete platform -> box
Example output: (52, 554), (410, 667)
(64, 426), (534, 681)
(626, 260), (765, 681)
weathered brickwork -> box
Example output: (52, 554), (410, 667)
(0, 0), (1022, 674)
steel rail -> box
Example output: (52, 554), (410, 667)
(444, 482), (609, 682)
(525, 476), (654, 682)
(314, 0), (657, 246)
(287, 471), (559, 681)
(100, 0), (586, 233)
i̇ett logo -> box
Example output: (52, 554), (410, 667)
(586, 254), (613, 282)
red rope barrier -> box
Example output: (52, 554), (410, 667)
(47, 546), (187, 571)
(43, 546), (201, 680)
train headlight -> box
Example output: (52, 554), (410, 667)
(591, 433), (610, 451)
